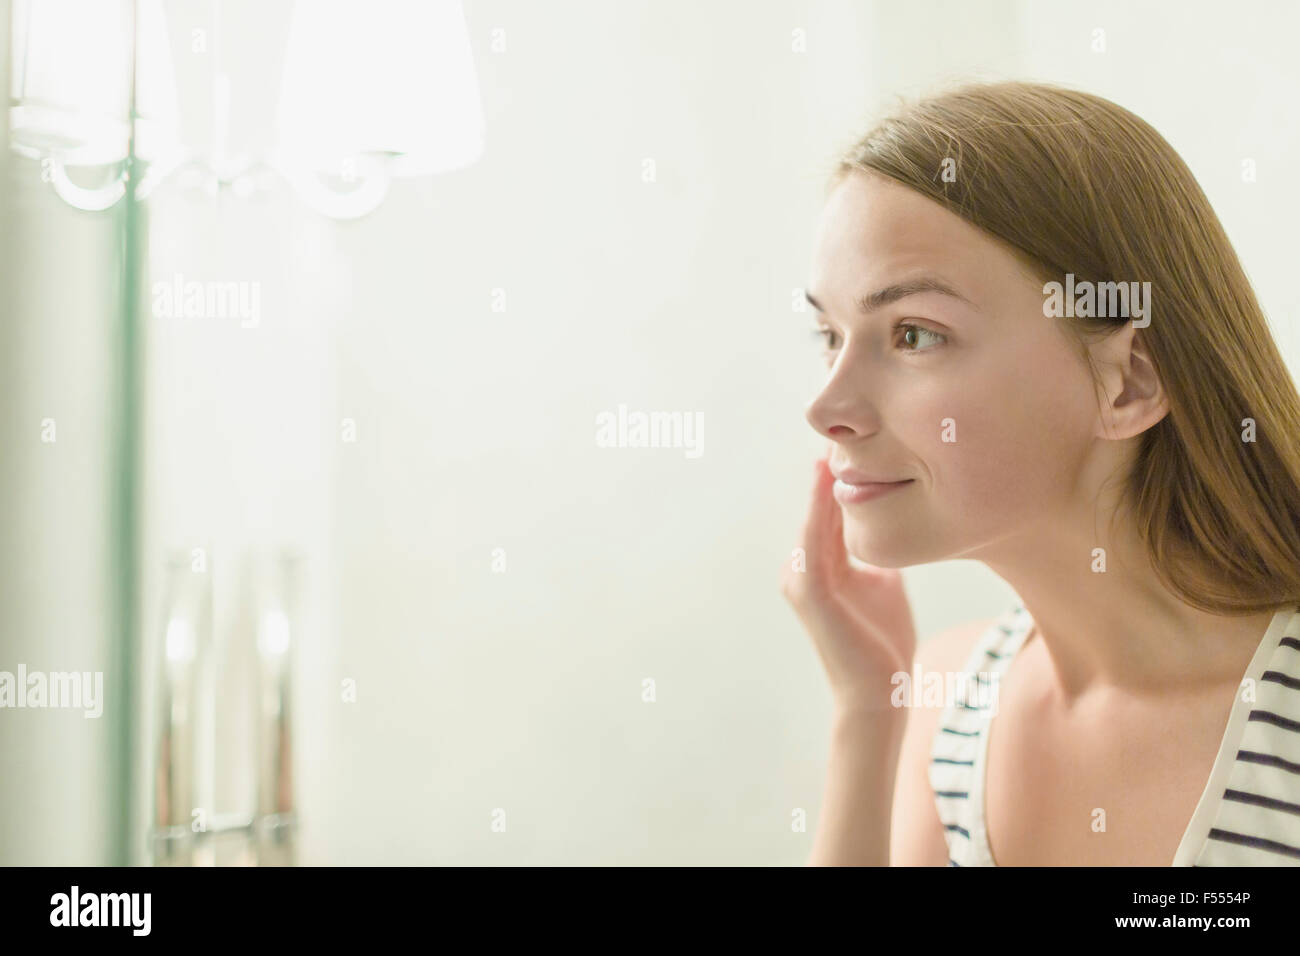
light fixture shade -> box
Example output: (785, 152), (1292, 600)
(8, 0), (177, 165)
(274, 0), (485, 179)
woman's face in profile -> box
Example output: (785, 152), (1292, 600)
(803, 170), (1105, 568)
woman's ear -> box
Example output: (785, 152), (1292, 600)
(1089, 321), (1170, 441)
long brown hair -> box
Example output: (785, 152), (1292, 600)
(832, 80), (1300, 616)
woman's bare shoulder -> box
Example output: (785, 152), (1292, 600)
(914, 617), (998, 673)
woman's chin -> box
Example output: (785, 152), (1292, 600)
(841, 526), (931, 570)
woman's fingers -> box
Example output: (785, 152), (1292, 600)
(805, 457), (845, 578)
(785, 457), (845, 603)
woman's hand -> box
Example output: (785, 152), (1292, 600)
(780, 455), (918, 715)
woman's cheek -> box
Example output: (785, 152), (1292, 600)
(923, 398), (1037, 519)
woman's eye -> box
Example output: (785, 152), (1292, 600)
(895, 322), (946, 352)
(810, 326), (841, 351)
(809, 322), (946, 355)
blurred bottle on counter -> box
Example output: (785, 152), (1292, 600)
(150, 551), (214, 866)
(253, 550), (302, 866)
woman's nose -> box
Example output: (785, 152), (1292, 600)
(805, 373), (879, 442)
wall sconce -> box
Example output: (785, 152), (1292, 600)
(8, 0), (179, 209)
(7, 0), (486, 217)
(272, 0), (486, 218)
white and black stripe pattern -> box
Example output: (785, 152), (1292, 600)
(1183, 605), (1300, 866)
(927, 604), (1033, 867)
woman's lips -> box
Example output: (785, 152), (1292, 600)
(831, 478), (914, 505)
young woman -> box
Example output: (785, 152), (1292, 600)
(781, 80), (1300, 866)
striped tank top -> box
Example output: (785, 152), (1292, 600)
(929, 602), (1300, 866)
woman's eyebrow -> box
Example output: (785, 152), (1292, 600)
(805, 275), (979, 314)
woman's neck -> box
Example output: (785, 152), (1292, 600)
(979, 520), (1285, 701)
